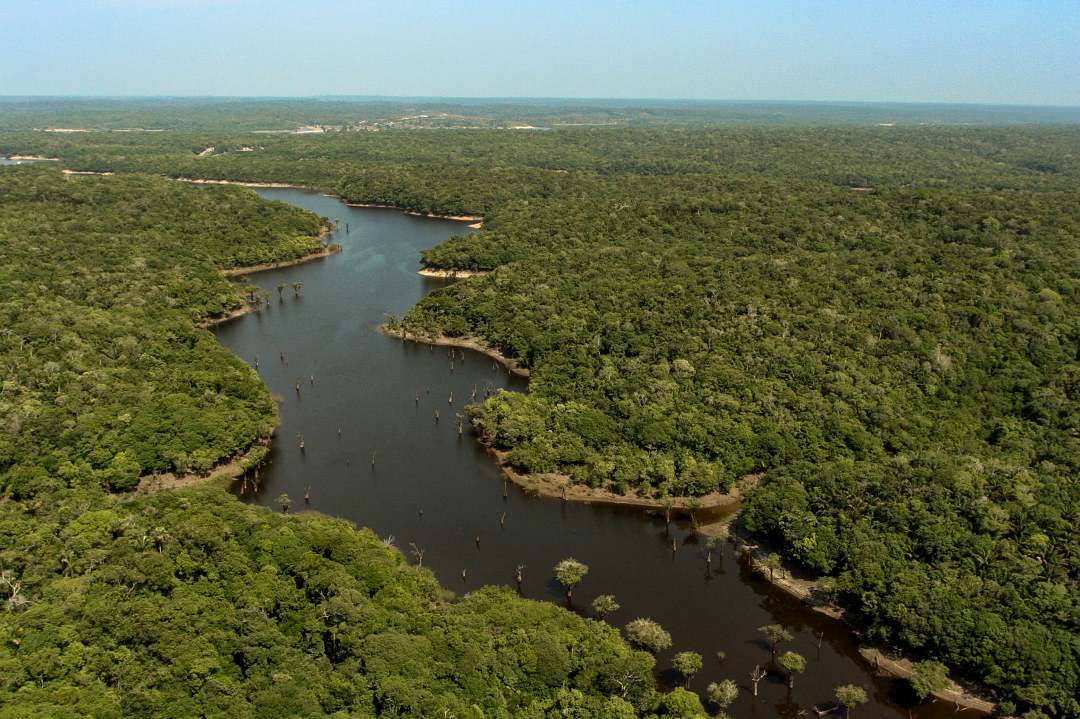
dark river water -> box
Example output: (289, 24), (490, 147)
(213, 188), (970, 718)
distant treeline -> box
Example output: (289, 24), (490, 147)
(1, 96), (1079, 131)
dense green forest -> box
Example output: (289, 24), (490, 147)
(0, 169), (324, 493)
(2, 119), (1078, 715)
(1, 485), (674, 718)
(0, 167), (687, 718)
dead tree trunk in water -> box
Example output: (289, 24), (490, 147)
(750, 665), (766, 697)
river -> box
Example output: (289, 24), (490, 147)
(212, 188), (969, 718)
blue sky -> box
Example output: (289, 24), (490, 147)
(2, 0), (1077, 104)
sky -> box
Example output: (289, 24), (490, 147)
(2, 0), (1077, 105)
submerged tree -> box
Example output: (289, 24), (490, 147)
(758, 623), (793, 661)
(624, 618), (672, 654)
(835, 685), (868, 717)
(553, 558), (588, 605)
(276, 493), (291, 513)
(749, 664), (767, 697)
(673, 651), (703, 688)
(706, 679), (738, 712)
(704, 536), (718, 571)
(591, 594), (620, 620)
(778, 651), (806, 689)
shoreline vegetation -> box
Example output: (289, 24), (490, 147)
(345, 201), (483, 223)
(417, 267), (489, 279)
(730, 522), (1000, 715)
(495, 447), (750, 515)
(135, 439), (268, 495)
(0, 167), (326, 506)
(380, 324), (531, 377)
(381, 322), (748, 514)
(201, 225), (339, 327)
(176, 178), (486, 223)
(175, 177), (316, 190)
(382, 318), (1005, 717)
(184, 229), (343, 489)
(17, 163), (489, 224)
(222, 243), (341, 277)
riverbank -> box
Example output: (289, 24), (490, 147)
(496, 449), (749, 515)
(381, 325), (531, 377)
(202, 227), (339, 326)
(223, 243), (341, 277)
(41, 168), (488, 226)
(382, 323), (753, 515)
(135, 450), (247, 494)
(134, 416), (272, 495)
(730, 522), (1000, 715)
(154, 225), (336, 488)
(417, 267), (489, 279)
(346, 201), (483, 223)
(180, 180), (484, 222)
(175, 177), (317, 190)
(200, 301), (262, 328)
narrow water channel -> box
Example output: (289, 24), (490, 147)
(213, 188), (967, 718)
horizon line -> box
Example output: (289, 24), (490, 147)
(1, 95), (1079, 110)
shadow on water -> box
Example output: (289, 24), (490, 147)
(212, 188), (976, 719)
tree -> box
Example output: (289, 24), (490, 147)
(553, 558), (588, 605)
(749, 664), (767, 697)
(0, 569), (27, 612)
(704, 536), (718, 570)
(835, 685), (868, 717)
(706, 679), (738, 712)
(778, 651), (806, 688)
(276, 493), (291, 513)
(765, 552), (782, 580)
(624, 618), (672, 653)
(658, 687), (706, 717)
(758, 623), (792, 660)
(291, 281), (303, 297)
(591, 594), (620, 619)
(672, 651), (702, 688)
(909, 660), (949, 702)
(276, 282), (286, 301)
